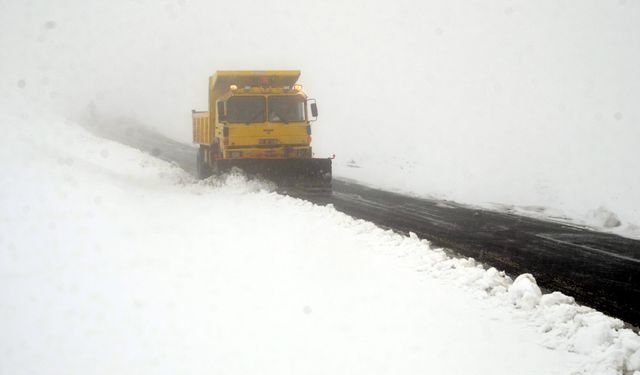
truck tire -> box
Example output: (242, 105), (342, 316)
(197, 146), (212, 179)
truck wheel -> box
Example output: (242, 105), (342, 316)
(197, 146), (212, 179)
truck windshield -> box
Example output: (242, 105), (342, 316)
(268, 95), (305, 123)
(226, 96), (266, 123)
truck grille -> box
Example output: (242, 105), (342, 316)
(259, 139), (278, 145)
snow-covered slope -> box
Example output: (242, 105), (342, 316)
(1, 106), (639, 374)
(1, 0), (639, 237)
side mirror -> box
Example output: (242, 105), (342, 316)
(217, 101), (226, 122)
(310, 102), (318, 118)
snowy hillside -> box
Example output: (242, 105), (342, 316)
(1, 0), (638, 237)
(1, 105), (640, 374)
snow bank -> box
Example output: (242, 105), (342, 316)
(396, 240), (640, 374)
(1, 110), (639, 374)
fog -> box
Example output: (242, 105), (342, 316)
(1, 0), (639, 231)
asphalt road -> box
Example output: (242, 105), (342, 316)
(84, 120), (640, 327)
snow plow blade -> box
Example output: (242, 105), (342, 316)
(215, 158), (332, 194)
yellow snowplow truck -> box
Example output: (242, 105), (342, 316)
(192, 70), (332, 193)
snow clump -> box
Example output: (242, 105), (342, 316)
(587, 206), (622, 228)
(507, 273), (542, 310)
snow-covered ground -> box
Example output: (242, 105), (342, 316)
(2, 106), (640, 374)
(1, 1), (639, 373)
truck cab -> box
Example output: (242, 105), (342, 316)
(214, 84), (317, 160)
